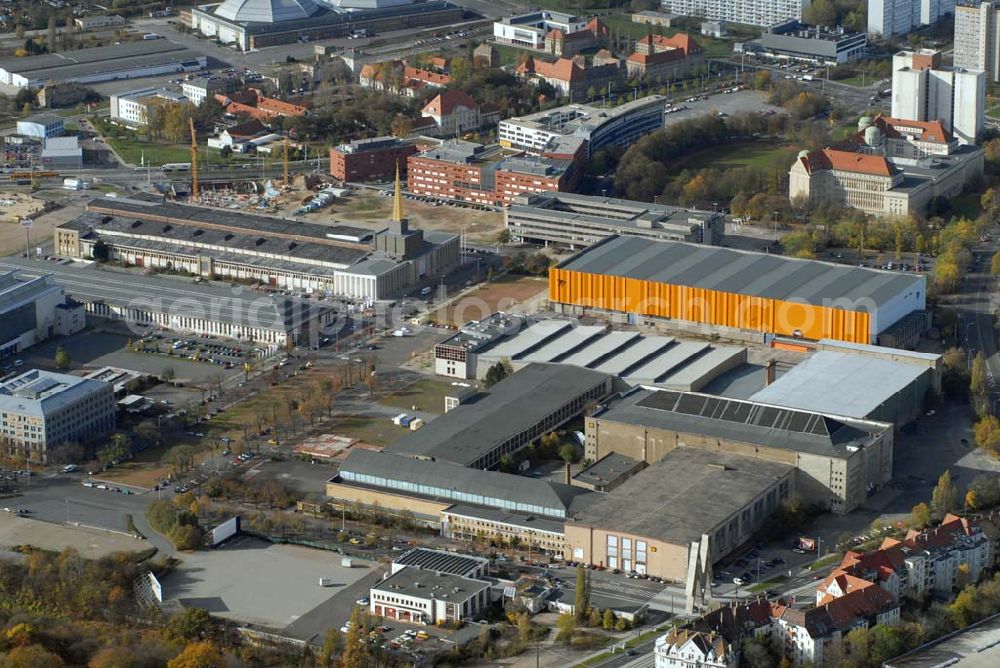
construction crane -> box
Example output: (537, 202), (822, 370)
(283, 137), (289, 187)
(189, 117), (199, 200)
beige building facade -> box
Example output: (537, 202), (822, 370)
(585, 389), (893, 515)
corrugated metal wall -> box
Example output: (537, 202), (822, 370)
(549, 268), (871, 344)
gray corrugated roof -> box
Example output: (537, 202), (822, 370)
(386, 363), (610, 466)
(0, 369), (110, 418)
(748, 351), (930, 418)
(336, 449), (595, 517)
(0, 39), (187, 73)
(559, 236), (923, 310)
(372, 566), (490, 603)
(569, 448), (793, 545)
(485, 320), (573, 360)
(596, 387), (888, 458)
(392, 548), (488, 576)
(520, 325), (605, 362)
(558, 330), (640, 367)
(573, 452), (643, 487)
(0, 260), (331, 334)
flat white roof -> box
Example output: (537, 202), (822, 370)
(749, 351), (928, 418)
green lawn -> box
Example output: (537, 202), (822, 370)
(748, 576), (784, 593)
(806, 553), (842, 571)
(675, 141), (794, 172)
(103, 134), (196, 167)
(833, 74), (869, 87)
(830, 124), (856, 141)
(378, 377), (458, 414)
(987, 105), (1000, 120)
(492, 43), (532, 67)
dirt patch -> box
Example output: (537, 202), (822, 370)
(0, 192), (59, 256)
(303, 190), (504, 245)
(431, 276), (549, 326)
(0, 514), (151, 559)
(378, 377), (459, 414)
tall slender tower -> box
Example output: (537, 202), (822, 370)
(392, 162), (405, 223)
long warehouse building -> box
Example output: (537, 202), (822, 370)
(549, 235), (926, 345)
(0, 40), (207, 88)
(55, 192), (458, 302)
(505, 191), (725, 249)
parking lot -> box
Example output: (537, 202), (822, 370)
(10, 328), (248, 387)
(162, 535), (375, 628)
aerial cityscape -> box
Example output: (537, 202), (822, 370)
(1, 0), (1000, 667)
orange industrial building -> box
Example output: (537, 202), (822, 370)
(548, 236), (926, 345)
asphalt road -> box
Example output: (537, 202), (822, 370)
(10, 471), (173, 555)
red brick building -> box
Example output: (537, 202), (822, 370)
(330, 136), (418, 183)
(407, 140), (581, 206)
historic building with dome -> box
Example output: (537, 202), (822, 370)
(189, 0), (463, 50)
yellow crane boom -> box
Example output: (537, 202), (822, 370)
(283, 137), (289, 187)
(189, 117), (199, 200)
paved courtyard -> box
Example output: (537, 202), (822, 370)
(162, 535), (374, 628)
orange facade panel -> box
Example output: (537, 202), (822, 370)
(549, 268), (872, 344)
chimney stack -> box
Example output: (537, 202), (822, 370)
(765, 360), (776, 386)
(564, 461), (571, 485)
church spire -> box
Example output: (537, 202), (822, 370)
(392, 162), (404, 223)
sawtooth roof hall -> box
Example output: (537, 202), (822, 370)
(549, 235), (925, 345)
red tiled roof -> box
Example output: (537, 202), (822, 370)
(874, 114), (952, 144)
(817, 572), (876, 605)
(637, 32), (702, 56)
(628, 48), (688, 65)
(519, 56), (586, 83)
(800, 148), (895, 177)
(422, 89), (478, 116)
(404, 66), (452, 87)
(823, 585), (896, 629)
(586, 17), (608, 36)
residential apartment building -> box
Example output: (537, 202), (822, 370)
(181, 76), (241, 105)
(789, 115), (985, 216)
(515, 56), (622, 102)
(110, 87), (189, 127)
(370, 567), (492, 625)
(817, 513), (996, 605)
(544, 18), (610, 57)
(407, 140), (582, 206)
(891, 49), (985, 145)
(771, 588), (900, 666)
(358, 59), (452, 98)
(659, 583), (901, 668)
(869, 0), (957, 37)
(654, 628), (736, 668)
(215, 88), (307, 121)
(627, 33), (704, 80)
(660, 0), (809, 27)
(954, 2), (1000, 82)
(420, 90), (483, 138)
(330, 136), (417, 182)
(0, 370), (116, 464)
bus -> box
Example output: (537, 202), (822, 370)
(161, 163), (191, 172)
